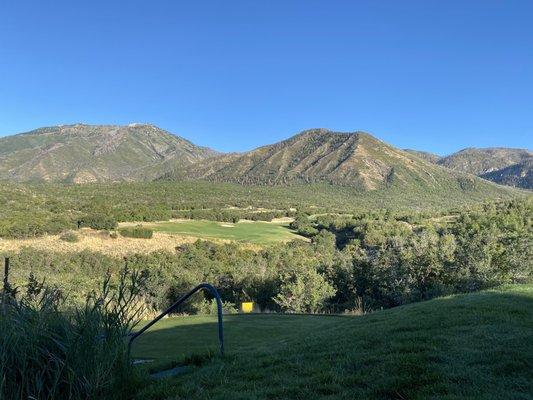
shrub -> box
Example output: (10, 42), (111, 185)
(79, 214), (117, 231)
(196, 298), (238, 315)
(274, 268), (336, 313)
(59, 231), (79, 242)
(297, 225), (319, 237)
(119, 226), (153, 239)
(289, 213), (309, 230)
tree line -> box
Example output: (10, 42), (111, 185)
(1, 179), (518, 239)
(3, 199), (531, 314)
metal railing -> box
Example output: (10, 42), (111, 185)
(127, 283), (224, 359)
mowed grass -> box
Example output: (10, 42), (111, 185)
(147, 220), (303, 244)
(132, 314), (348, 363)
(135, 285), (533, 400)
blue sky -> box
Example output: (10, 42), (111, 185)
(0, 1), (532, 154)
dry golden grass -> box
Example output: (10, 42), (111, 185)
(0, 228), (201, 257)
(0, 227), (265, 257)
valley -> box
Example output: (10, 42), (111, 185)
(3, 3), (532, 398)
(1, 124), (531, 400)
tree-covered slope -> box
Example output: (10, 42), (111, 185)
(438, 147), (532, 175)
(403, 148), (442, 163)
(406, 146), (533, 190)
(481, 158), (533, 189)
(0, 124), (216, 183)
(173, 129), (518, 198)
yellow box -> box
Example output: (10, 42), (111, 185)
(241, 302), (254, 313)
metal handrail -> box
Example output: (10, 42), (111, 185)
(127, 283), (224, 359)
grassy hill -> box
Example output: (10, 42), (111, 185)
(135, 284), (533, 400)
(0, 124), (215, 183)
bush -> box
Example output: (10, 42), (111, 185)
(196, 298), (238, 315)
(79, 214), (117, 231)
(274, 268), (336, 313)
(297, 225), (319, 237)
(289, 213), (309, 230)
(119, 226), (153, 239)
(59, 231), (79, 242)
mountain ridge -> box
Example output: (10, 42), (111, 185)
(159, 129), (520, 200)
(403, 146), (532, 189)
(480, 158), (532, 189)
(0, 123), (217, 183)
(431, 147), (532, 189)
(0, 123), (530, 191)
(438, 147), (532, 174)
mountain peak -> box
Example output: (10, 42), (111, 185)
(179, 127), (485, 191)
(295, 128), (372, 138)
(1, 124), (529, 190)
(0, 124), (216, 183)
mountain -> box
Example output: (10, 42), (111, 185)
(0, 124), (216, 183)
(163, 129), (516, 195)
(436, 148), (532, 189)
(437, 147), (532, 175)
(403, 149), (442, 163)
(1, 124), (528, 193)
(480, 159), (533, 189)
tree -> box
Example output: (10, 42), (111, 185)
(289, 213), (309, 230)
(274, 268), (335, 313)
(79, 214), (117, 230)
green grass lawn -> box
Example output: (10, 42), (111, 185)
(132, 314), (348, 363)
(147, 219), (304, 244)
(135, 285), (533, 400)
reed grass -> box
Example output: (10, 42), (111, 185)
(0, 267), (147, 400)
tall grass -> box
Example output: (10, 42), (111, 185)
(0, 268), (148, 400)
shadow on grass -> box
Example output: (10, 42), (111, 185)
(131, 313), (350, 366)
(134, 288), (533, 399)
(133, 287), (532, 365)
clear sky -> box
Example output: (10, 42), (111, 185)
(0, 1), (532, 154)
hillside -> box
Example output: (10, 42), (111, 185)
(403, 148), (441, 163)
(0, 124), (216, 183)
(404, 146), (532, 190)
(438, 147), (531, 175)
(136, 285), (533, 399)
(437, 147), (532, 189)
(1, 124), (530, 191)
(481, 158), (533, 189)
(173, 129), (517, 197)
